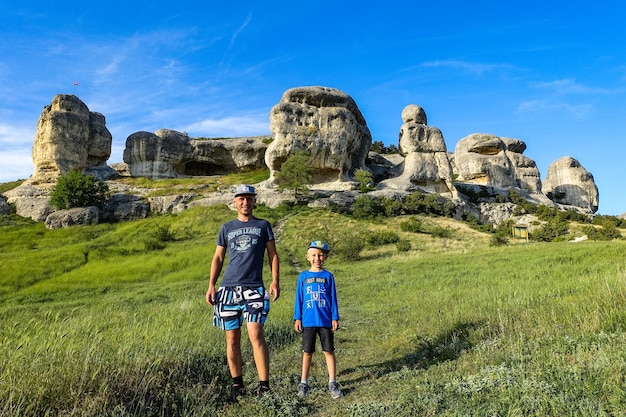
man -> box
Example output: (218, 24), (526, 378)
(205, 184), (280, 403)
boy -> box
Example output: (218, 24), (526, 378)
(293, 240), (343, 399)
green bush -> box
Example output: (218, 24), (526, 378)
(396, 239), (411, 252)
(400, 217), (425, 233)
(50, 170), (109, 210)
(366, 230), (400, 246)
(275, 150), (313, 198)
(352, 195), (382, 219)
(355, 168), (375, 193)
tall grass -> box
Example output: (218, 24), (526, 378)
(1, 204), (626, 416)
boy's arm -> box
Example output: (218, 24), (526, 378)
(330, 273), (340, 321)
(293, 275), (304, 330)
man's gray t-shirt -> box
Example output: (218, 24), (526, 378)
(217, 217), (275, 287)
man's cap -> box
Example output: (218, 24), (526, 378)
(234, 184), (257, 197)
(308, 240), (329, 253)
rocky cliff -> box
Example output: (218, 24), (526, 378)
(1, 89), (603, 225)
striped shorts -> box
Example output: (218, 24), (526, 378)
(213, 286), (270, 331)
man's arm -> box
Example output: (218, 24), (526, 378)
(206, 245), (226, 305)
(266, 240), (280, 301)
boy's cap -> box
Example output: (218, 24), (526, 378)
(308, 240), (329, 253)
(234, 184), (257, 197)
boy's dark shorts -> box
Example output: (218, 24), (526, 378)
(301, 327), (335, 353)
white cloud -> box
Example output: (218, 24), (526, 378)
(0, 149), (33, 182)
(531, 78), (616, 95)
(516, 99), (592, 118)
(182, 114), (270, 137)
(421, 59), (514, 75)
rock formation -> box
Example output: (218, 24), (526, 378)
(543, 156), (599, 213)
(378, 104), (457, 198)
(44, 206), (100, 229)
(454, 133), (542, 193)
(30, 94), (114, 184)
(123, 129), (268, 178)
(264, 86), (372, 188)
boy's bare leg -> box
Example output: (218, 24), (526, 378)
(301, 352), (313, 380)
(323, 351), (336, 381)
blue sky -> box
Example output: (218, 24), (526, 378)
(1, 1), (624, 214)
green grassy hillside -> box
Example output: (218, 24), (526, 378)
(1, 202), (626, 416)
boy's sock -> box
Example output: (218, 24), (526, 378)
(329, 378), (336, 384)
(301, 378), (308, 385)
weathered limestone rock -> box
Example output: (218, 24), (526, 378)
(31, 94), (112, 184)
(455, 133), (541, 192)
(189, 136), (268, 175)
(44, 206), (100, 229)
(123, 129), (193, 178)
(123, 129), (268, 178)
(379, 105), (457, 198)
(101, 194), (151, 222)
(501, 137), (541, 193)
(149, 194), (195, 214)
(3, 183), (53, 221)
(543, 156), (599, 213)
(264, 86), (372, 188)
(0, 196), (9, 216)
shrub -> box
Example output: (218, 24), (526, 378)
(396, 239), (411, 252)
(50, 170), (109, 210)
(430, 226), (452, 238)
(352, 195), (382, 219)
(366, 230), (400, 246)
(275, 151), (313, 198)
(400, 217), (425, 233)
(334, 232), (365, 261)
(354, 168), (375, 193)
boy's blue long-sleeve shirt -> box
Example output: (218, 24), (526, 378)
(293, 269), (339, 328)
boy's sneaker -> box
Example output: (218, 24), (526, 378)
(297, 382), (309, 397)
(226, 383), (245, 404)
(257, 384), (271, 398)
(329, 382), (343, 399)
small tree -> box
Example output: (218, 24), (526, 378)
(354, 168), (374, 193)
(275, 151), (313, 199)
(50, 170), (109, 210)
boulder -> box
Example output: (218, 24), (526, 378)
(264, 86), (372, 188)
(101, 194), (150, 222)
(123, 129), (268, 178)
(454, 133), (541, 192)
(123, 129), (193, 178)
(379, 105), (457, 198)
(3, 183), (53, 221)
(543, 156), (599, 213)
(30, 94), (112, 184)
(44, 206), (100, 229)
(0, 196), (9, 216)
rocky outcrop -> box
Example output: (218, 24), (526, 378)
(543, 156), (599, 213)
(0, 196), (9, 216)
(45, 206), (100, 229)
(379, 105), (457, 198)
(454, 133), (542, 193)
(31, 94), (114, 184)
(123, 129), (268, 178)
(264, 86), (372, 188)
(3, 183), (53, 221)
